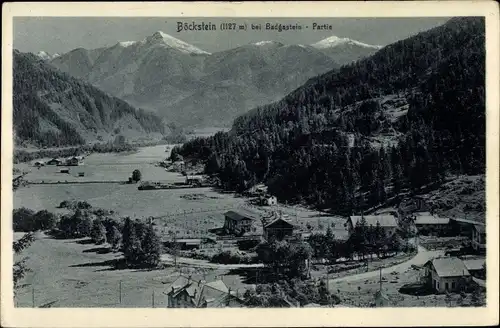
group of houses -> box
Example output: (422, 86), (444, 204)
(34, 156), (84, 167)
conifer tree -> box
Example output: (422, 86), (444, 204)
(140, 225), (162, 268)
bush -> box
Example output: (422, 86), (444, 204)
(211, 250), (258, 264)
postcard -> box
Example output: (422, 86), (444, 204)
(1, 1), (499, 327)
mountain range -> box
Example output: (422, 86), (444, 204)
(13, 50), (166, 148)
(48, 32), (381, 127)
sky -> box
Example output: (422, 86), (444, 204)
(14, 17), (450, 55)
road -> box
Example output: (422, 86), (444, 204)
(330, 246), (444, 284)
(161, 254), (264, 269)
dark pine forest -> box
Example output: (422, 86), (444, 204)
(173, 17), (486, 215)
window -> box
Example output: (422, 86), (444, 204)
(452, 282), (456, 289)
(445, 282), (449, 290)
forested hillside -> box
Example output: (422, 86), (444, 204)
(173, 17), (485, 215)
(13, 50), (166, 147)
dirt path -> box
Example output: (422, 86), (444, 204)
(330, 246), (444, 284)
(160, 254), (264, 269)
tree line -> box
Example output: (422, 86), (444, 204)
(12, 205), (162, 269)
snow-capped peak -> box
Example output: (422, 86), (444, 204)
(144, 31), (211, 55)
(311, 35), (382, 50)
(36, 51), (60, 60)
(252, 40), (283, 47)
(118, 41), (138, 48)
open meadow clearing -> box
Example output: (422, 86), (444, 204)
(14, 232), (252, 308)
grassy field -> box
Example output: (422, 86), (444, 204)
(14, 232), (252, 308)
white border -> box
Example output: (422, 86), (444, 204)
(2, 1), (499, 327)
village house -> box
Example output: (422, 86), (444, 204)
(346, 215), (398, 237)
(462, 257), (486, 279)
(259, 195), (278, 206)
(263, 217), (296, 241)
(33, 160), (45, 167)
(66, 156), (84, 166)
(423, 257), (472, 293)
(223, 209), (259, 236)
(413, 212), (450, 236)
(165, 275), (244, 308)
(185, 175), (204, 186)
(471, 224), (486, 253)
(46, 158), (62, 165)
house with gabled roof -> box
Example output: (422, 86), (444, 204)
(347, 215), (398, 237)
(423, 257), (472, 293)
(263, 217), (297, 241)
(413, 212), (451, 236)
(164, 275), (244, 308)
(223, 209), (259, 236)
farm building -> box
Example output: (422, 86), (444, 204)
(60, 168), (70, 174)
(264, 217), (296, 241)
(33, 160), (45, 167)
(398, 196), (431, 217)
(462, 258), (486, 279)
(66, 156), (84, 166)
(223, 209), (259, 236)
(185, 175), (204, 186)
(46, 158), (62, 165)
(471, 224), (486, 253)
(423, 257), (472, 293)
(259, 195), (278, 206)
(165, 275), (244, 308)
(346, 215), (398, 237)
(413, 212), (450, 235)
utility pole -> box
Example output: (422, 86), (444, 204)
(152, 290), (155, 308)
(119, 280), (122, 304)
(379, 268), (382, 292)
(32, 286), (35, 308)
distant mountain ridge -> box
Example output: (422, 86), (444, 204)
(49, 31), (380, 127)
(14, 50), (166, 148)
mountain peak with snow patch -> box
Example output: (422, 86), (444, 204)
(144, 31), (211, 55)
(311, 35), (382, 50)
(251, 40), (284, 47)
(36, 51), (60, 61)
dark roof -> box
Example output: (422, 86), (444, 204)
(224, 209), (258, 221)
(264, 217), (295, 229)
